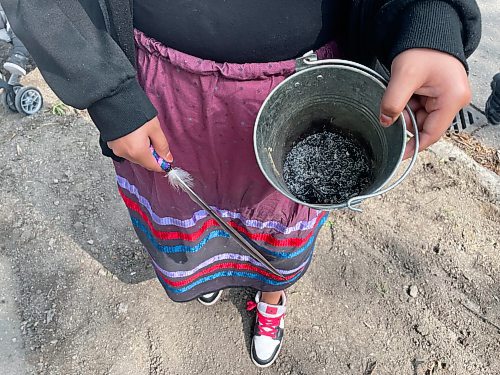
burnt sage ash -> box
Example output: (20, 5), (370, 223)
(283, 129), (374, 205)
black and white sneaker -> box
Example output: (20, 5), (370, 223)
(247, 291), (286, 368)
(197, 290), (223, 306)
(4, 53), (29, 76)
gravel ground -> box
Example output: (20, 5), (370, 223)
(1, 45), (499, 375)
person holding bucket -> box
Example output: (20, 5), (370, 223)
(3, 0), (481, 367)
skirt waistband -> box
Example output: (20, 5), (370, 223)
(134, 29), (341, 81)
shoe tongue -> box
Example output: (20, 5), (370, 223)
(257, 301), (286, 318)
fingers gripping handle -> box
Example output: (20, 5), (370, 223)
(150, 145), (172, 173)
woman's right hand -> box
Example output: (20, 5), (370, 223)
(107, 116), (173, 172)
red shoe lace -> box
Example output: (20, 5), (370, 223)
(246, 301), (283, 339)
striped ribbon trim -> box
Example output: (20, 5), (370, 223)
(133, 215), (328, 259)
(121, 190), (318, 247)
(156, 269), (304, 294)
(156, 262), (300, 287)
(116, 175), (321, 233)
(150, 253), (311, 278)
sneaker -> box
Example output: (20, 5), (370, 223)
(247, 291), (286, 368)
(197, 290), (223, 306)
(4, 53), (29, 76)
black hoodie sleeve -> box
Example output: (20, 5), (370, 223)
(2, 0), (157, 142)
(375, 0), (481, 70)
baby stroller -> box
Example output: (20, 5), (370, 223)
(0, 67), (43, 115)
(0, 6), (43, 115)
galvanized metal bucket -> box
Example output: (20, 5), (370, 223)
(254, 53), (419, 212)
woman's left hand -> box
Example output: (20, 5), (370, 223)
(379, 48), (472, 159)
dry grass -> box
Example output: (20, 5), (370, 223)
(446, 131), (500, 175)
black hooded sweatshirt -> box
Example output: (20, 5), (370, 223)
(2, 0), (481, 155)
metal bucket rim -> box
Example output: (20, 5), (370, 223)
(254, 61), (407, 210)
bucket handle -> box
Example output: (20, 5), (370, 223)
(298, 54), (420, 212)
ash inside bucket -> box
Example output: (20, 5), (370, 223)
(283, 127), (374, 205)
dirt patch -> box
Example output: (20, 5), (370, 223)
(0, 69), (499, 374)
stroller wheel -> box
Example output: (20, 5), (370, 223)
(1, 84), (22, 112)
(14, 86), (43, 115)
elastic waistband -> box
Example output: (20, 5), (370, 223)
(134, 29), (341, 81)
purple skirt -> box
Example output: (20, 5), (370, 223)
(113, 30), (340, 302)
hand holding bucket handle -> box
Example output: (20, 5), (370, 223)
(299, 55), (420, 212)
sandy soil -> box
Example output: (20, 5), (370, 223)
(0, 49), (499, 375)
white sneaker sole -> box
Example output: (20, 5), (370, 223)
(197, 291), (222, 306)
(3, 62), (26, 76)
(250, 338), (283, 368)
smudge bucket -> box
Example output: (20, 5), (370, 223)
(254, 54), (419, 211)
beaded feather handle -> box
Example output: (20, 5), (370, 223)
(149, 145), (194, 189)
(150, 146), (172, 173)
